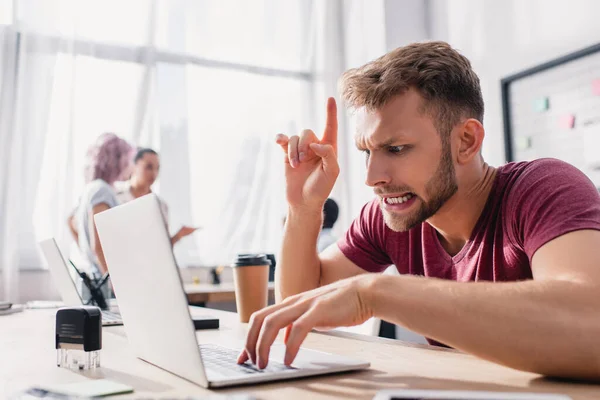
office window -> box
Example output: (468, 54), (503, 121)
(180, 0), (312, 71)
(6, 0), (316, 268)
(0, 0), (13, 25)
(185, 66), (311, 262)
(34, 56), (150, 245)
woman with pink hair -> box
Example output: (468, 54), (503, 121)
(68, 133), (135, 276)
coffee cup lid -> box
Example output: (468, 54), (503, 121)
(232, 254), (271, 267)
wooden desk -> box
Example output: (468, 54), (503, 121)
(184, 282), (275, 304)
(1, 308), (598, 399)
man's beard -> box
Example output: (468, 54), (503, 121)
(379, 144), (458, 232)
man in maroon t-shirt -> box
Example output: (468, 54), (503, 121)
(238, 42), (600, 379)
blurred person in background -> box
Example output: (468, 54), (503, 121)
(116, 147), (198, 246)
(67, 133), (135, 276)
(316, 198), (339, 252)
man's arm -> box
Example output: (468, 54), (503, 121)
(276, 208), (366, 302)
(275, 208), (322, 302)
(370, 229), (600, 379)
(275, 97), (366, 302)
(91, 203), (110, 275)
(242, 230), (600, 379)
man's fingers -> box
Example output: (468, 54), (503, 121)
(298, 129), (318, 163)
(238, 286), (338, 367)
(284, 324), (292, 344)
(288, 135), (300, 168)
(282, 287), (344, 366)
(239, 296), (302, 365)
(275, 133), (289, 153)
(255, 302), (311, 369)
(322, 97), (338, 150)
(309, 143), (339, 179)
(255, 290), (333, 368)
(240, 307), (281, 365)
(238, 287), (335, 367)
(283, 308), (320, 366)
(237, 349), (250, 364)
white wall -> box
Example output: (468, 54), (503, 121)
(384, 0), (429, 50)
(429, 0), (600, 166)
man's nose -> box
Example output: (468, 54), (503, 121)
(365, 155), (391, 188)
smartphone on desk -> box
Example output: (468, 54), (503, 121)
(373, 389), (572, 400)
(192, 315), (219, 330)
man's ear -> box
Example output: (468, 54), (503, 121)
(455, 119), (484, 164)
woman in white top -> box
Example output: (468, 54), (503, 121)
(116, 148), (198, 246)
(68, 133), (135, 276)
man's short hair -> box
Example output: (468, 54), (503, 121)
(323, 198), (339, 229)
(340, 41), (484, 139)
(134, 148), (158, 163)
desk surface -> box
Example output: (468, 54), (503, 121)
(1, 308), (598, 399)
(185, 282), (275, 304)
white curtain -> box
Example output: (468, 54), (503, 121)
(313, 0), (387, 235)
(0, 14), (23, 301)
(0, 0), (160, 301)
(0, 0), (387, 302)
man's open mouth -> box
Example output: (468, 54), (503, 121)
(383, 193), (415, 204)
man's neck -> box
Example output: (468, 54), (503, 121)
(427, 162), (497, 256)
(129, 178), (152, 199)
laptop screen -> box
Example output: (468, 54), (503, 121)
(39, 238), (84, 307)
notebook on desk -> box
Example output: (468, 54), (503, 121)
(39, 238), (123, 326)
(94, 194), (369, 388)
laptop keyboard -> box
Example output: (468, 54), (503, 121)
(199, 344), (295, 378)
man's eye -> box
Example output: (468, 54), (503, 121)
(361, 149), (370, 165)
(388, 146), (404, 154)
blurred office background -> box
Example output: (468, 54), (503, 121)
(1, 0), (599, 340)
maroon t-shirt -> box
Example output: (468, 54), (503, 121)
(339, 158), (600, 282)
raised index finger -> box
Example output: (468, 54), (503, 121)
(275, 133), (289, 153)
(321, 97), (338, 150)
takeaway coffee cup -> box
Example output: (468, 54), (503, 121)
(232, 254), (271, 323)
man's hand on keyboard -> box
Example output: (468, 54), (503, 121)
(236, 275), (377, 369)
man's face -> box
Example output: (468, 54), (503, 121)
(355, 89), (458, 232)
(133, 153), (160, 187)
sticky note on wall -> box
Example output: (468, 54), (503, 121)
(559, 114), (576, 129)
(533, 97), (549, 112)
(593, 79), (600, 96)
(516, 136), (532, 151)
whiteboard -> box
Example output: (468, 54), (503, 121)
(501, 43), (600, 188)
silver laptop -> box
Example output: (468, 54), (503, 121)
(94, 194), (369, 388)
(39, 238), (123, 326)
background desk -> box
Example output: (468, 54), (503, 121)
(1, 308), (598, 399)
(185, 282), (275, 305)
